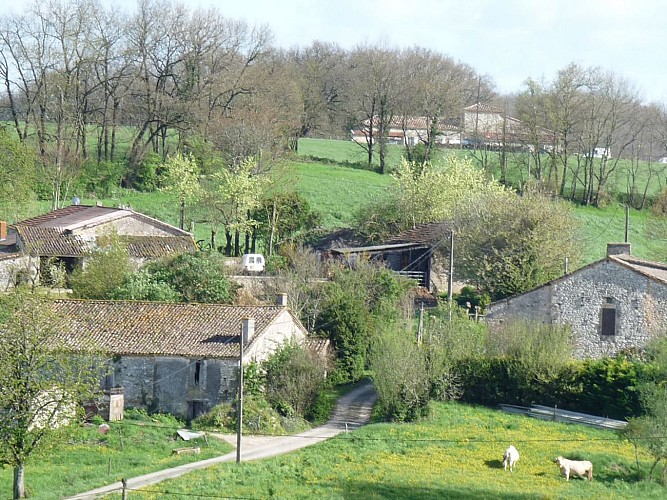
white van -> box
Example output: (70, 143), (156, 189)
(241, 253), (265, 273)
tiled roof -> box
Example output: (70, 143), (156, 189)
(16, 226), (90, 256)
(14, 227), (195, 258)
(358, 116), (461, 133)
(611, 254), (667, 284)
(385, 221), (452, 246)
(50, 300), (303, 358)
(15, 205), (125, 228)
(123, 236), (197, 258)
(464, 103), (505, 114)
(12, 205), (196, 257)
(305, 337), (331, 355)
(489, 252), (667, 309)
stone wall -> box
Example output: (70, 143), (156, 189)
(113, 356), (238, 419)
(486, 260), (667, 358)
(0, 254), (36, 290)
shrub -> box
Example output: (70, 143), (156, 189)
(263, 341), (330, 419)
(192, 395), (287, 435)
(69, 233), (134, 299)
(575, 354), (646, 419)
(370, 326), (430, 422)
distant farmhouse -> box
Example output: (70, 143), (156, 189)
(351, 115), (461, 147)
(486, 243), (667, 359)
(351, 103), (556, 153)
(51, 294), (315, 420)
(0, 204), (197, 289)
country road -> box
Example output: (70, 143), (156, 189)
(66, 380), (377, 499)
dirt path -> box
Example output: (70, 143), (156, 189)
(66, 380), (376, 499)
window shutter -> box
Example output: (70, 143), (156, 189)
(601, 306), (616, 336)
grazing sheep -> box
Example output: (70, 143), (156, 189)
(503, 445), (520, 472)
(555, 456), (593, 481)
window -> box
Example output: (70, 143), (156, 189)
(194, 361), (202, 386)
(601, 298), (617, 336)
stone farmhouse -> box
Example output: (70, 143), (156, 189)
(0, 204), (197, 289)
(51, 294), (310, 420)
(485, 243), (667, 359)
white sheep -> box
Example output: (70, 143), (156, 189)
(555, 456), (593, 481)
(503, 445), (520, 472)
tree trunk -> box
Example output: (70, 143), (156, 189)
(14, 462), (25, 499)
(225, 230), (233, 256)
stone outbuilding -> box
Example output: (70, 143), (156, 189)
(485, 243), (667, 359)
(0, 204), (197, 289)
(51, 295), (309, 419)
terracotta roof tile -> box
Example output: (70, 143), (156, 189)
(50, 300), (305, 359)
(12, 206), (196, 257)
(385, 221), (452, 246)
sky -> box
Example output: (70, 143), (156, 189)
(7, 0), (667, 104)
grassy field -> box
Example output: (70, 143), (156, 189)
(0, 410), (232, 500)
(13, 137), (666, 265)
(134, 402), (663, 499)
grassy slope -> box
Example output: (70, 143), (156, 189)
(0, 412), (232, 499)
(297, 138), (666, 265)
(138, 402), (663, 499)
(14, 138), (662, 264)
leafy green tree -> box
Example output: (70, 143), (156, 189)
(0, 288), (104, 498)
(455, 191), (580, 299)
(199, 156), (270, 255)
(151, 252), (238, 303)
(355, 155), (506, 242)
(110, 268), (180, 302)
(370, 325), (430, 422)
(253, 192), (322, 256)
(115, 253), (238, 304)
(68, 234), (134, 299)
(160, 151), (201, 230)
(263, 341), (330, 418)
(316, 263), (412, 382)
(0, 127), (37, 221)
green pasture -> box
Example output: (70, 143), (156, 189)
(0, 410), (232, 500)
(135, 402), (663, 499)
(10, 137), (667, 266)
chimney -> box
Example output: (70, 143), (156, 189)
(241, 317), (255, 345)
(607, 242), (631, 257)
(276, 293), (288, 307)
(0, 221), (6, 241)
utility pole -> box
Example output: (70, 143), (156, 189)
(448, 230), (454, 321)
(625, 204), (630, 243)
(417, 302), (424, 344)
(236, 320), (247, 464)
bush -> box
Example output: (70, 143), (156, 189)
(453, 286), (491, 313)
(193, 395), (292, 435)
(69, 233), (134, 299)
(370, 326), (430, 422)
(264, 341), (330, 419)
(575, 353), (648, 419)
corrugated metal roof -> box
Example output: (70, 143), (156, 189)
(50, 300), (307, 359)
(330, 242), (428, 254)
